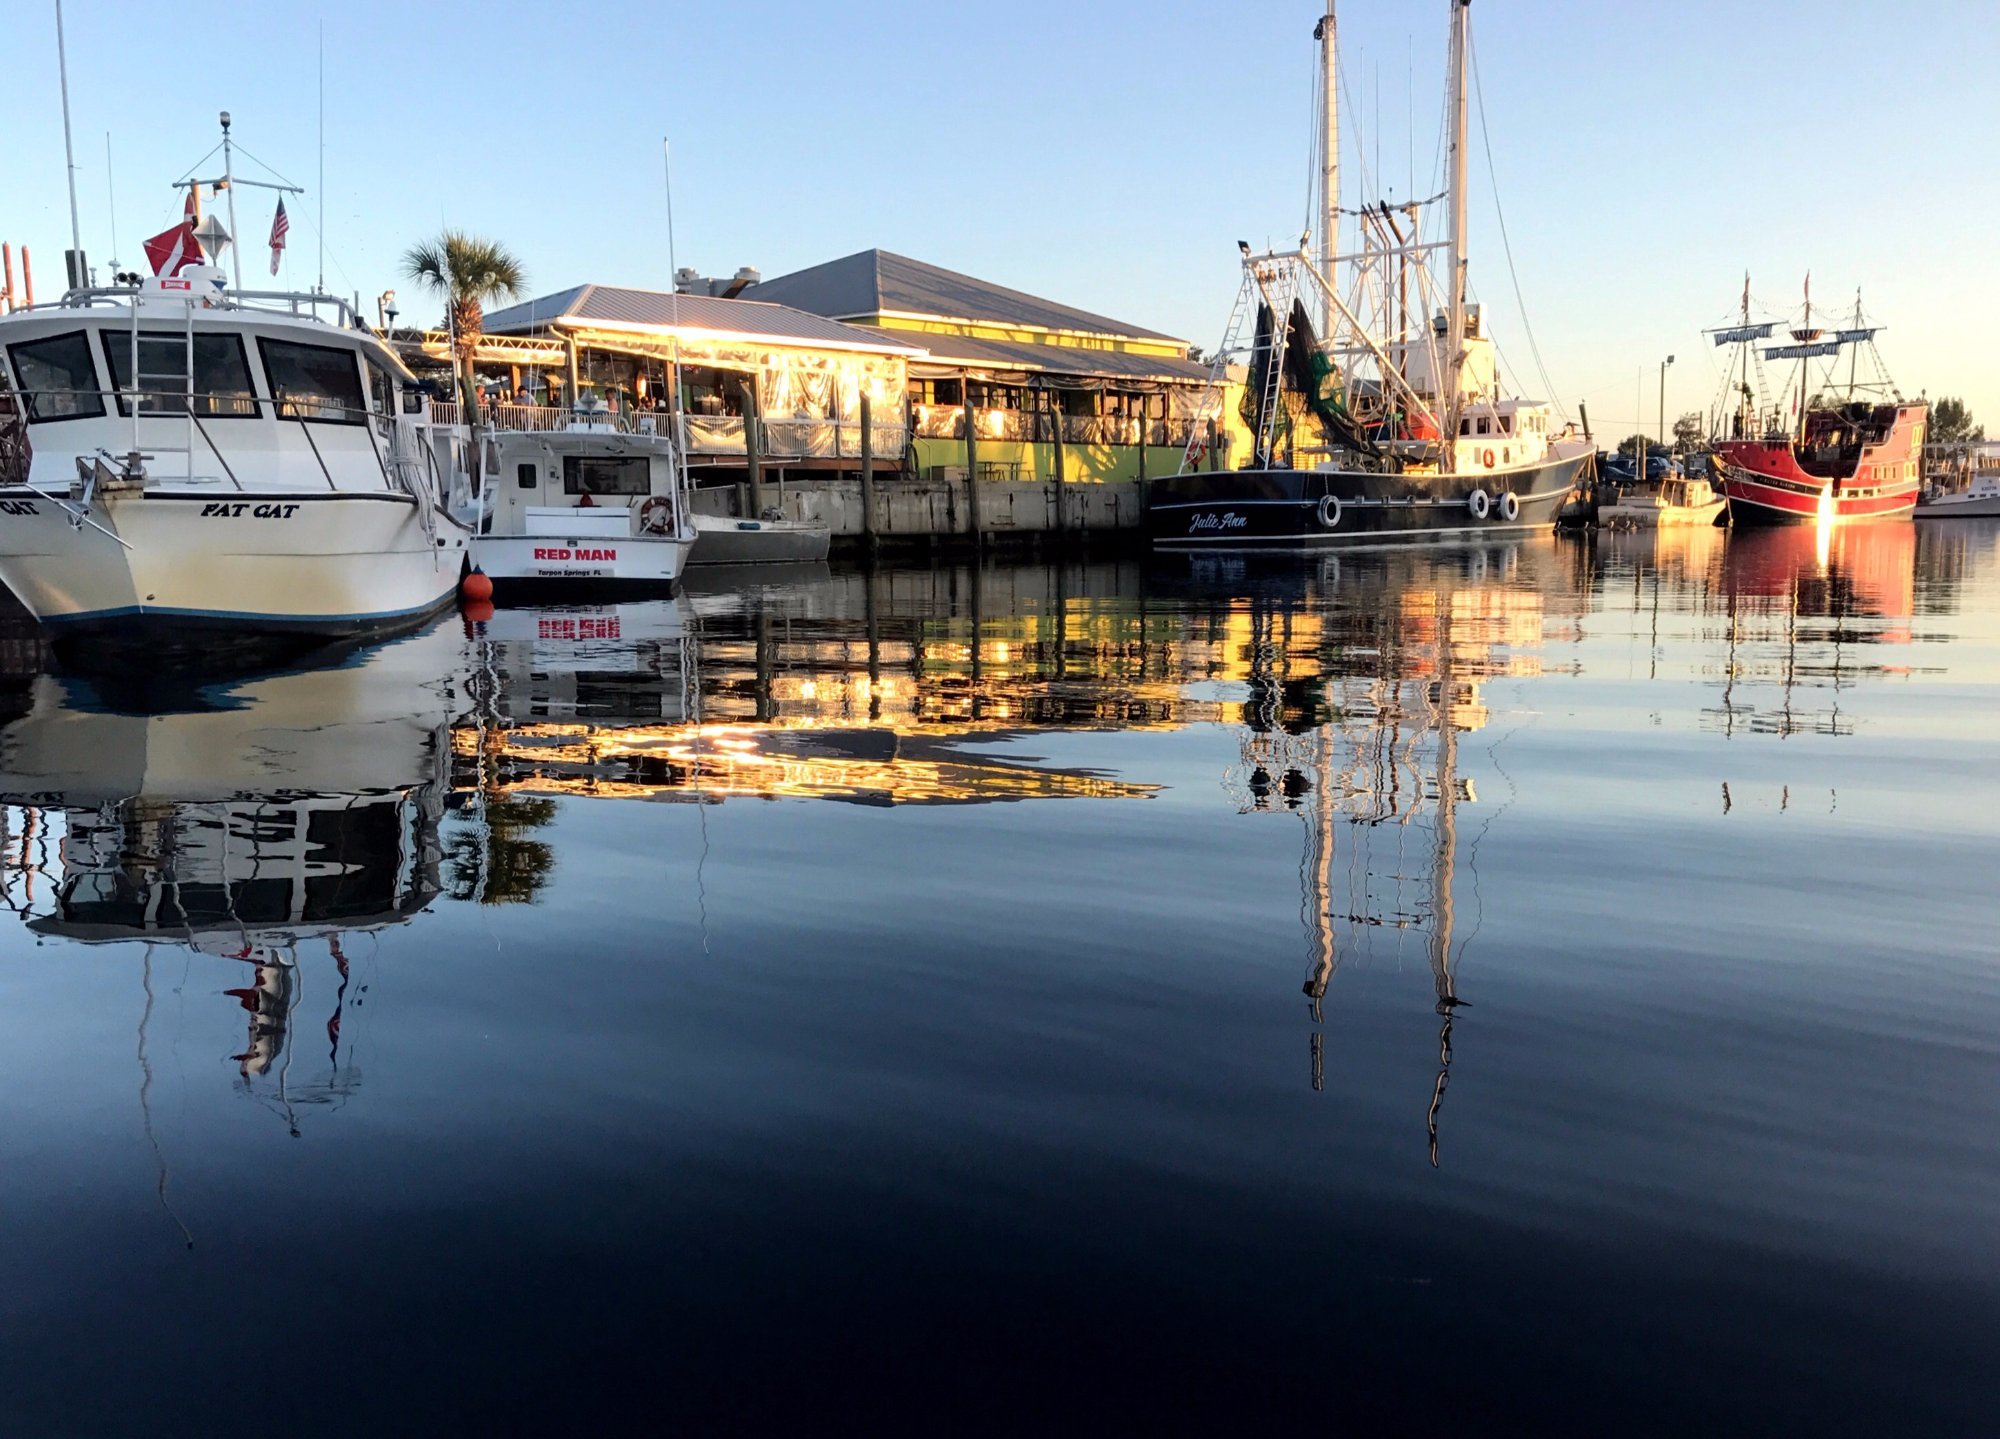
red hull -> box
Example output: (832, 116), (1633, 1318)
(1714, 401), (1925, 525)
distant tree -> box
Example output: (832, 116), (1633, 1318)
(1673, 411), (1705, 450)
(1616, 433), (1650, 458)
(1931, 396), (1983, 445)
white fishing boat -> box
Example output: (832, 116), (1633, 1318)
(688, 510), (832, 565)
(1599, 473), (1727, 528)
(473, 405), (694, 589)
(1916, 444), (2000, 519)
(0, 119), (473, 664)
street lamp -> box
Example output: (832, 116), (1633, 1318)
(1659, 354), (1676, 468)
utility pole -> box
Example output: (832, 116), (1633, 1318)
(1659, 354), (1675, 465)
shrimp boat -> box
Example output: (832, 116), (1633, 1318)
(1707, 278), (1925, 525)
(1147, 1), (1592, 550)
(473, 401), (694, 590)
(0, 120), (473, 664)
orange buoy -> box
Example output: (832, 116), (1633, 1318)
(461, 569), (494, 602)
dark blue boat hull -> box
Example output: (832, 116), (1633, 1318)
(1147, 454), (1589, 549)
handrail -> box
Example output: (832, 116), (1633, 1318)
(27, 285), (363, 328)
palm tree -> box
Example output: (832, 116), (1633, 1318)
(401, 230), (526, 413)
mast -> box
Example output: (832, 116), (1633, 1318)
(1443, 0), (1471, 471)
(55, 0), (86, 289)
(219, 112), (243, 293)
(1315, 2), (1339, 337)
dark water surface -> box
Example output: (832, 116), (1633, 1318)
(2, 524), (1996, 1434)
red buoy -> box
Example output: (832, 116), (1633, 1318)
(461, 569), (494, 602)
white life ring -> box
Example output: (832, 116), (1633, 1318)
(1317, 493), (1342, 528)
(638, 495), (675, 534)
(1498, 490), (1520, 522)
(1467, 487), (1491, 519)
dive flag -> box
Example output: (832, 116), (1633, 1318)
(143, 220), (203, 277)
(268, 199), (289, 277)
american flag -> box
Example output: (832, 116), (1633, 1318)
(268, 199), (289, 277)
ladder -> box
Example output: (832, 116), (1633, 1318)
(121, 296), (201, 482)
(1248, 258), (1299, 467)
(1178, 270), (1256, 475)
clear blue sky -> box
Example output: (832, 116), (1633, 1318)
(9, 0), (1997, 435)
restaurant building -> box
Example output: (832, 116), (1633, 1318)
(404, 285), (922, 482)
(745, 250), (1236, 486)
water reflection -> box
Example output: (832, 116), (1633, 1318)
(2, 520), (1995, 1432)
(0, 625), (465, 1141)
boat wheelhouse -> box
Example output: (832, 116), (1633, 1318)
(0, 265), (473, 661)
(474, 410), (694, 589)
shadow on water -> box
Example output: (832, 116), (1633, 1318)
(0, 522), (1997, 1432)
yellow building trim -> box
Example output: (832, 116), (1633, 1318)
(848, 313), (1188, 360)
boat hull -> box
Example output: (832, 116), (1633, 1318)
(687, 515), (833, 565)
(0, 487), (470, 662)
(472, 533), (692, 592)
(1716, 466), (1917, 525)
(1146, 453), (1587, 549)
(1914, 490), (2000, 519)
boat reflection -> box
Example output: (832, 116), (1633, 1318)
(0, 620), (469, 1132)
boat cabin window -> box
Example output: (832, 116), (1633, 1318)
(562, 455), (649, 497)
(6, 331), (106, 422)
(517, 462), (538, 490)
(365, 359), (397, 418)
(102, 332), (256, 418)
(258, 338), (365, 423)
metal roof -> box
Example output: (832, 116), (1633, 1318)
(744, 250), (1185, 346)
(908, 332), (1210, 385)
(480, 284), (926, 356)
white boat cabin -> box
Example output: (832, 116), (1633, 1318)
(0, 268), (464, 511)
(485, 421), (685, 544)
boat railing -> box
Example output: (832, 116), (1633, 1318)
(27, 285), (365, 329)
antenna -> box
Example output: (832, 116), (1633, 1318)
(54, 0), (86, 289)
(317, 23), (325, 294)
(104, 132), (119, 272)
(663, 138), (692, 507)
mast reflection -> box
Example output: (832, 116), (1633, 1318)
(1205, 547), (1549, 1165)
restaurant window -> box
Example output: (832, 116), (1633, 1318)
(258, 337), (366, 422)
(103, 332), (256, 417)
(7, 331), (105, 422)
(562, 455), (650, 497)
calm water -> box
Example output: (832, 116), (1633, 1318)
(2, 525), (1996, 1434)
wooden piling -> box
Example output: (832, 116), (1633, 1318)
(962, 382), (981, 549)
(1048, 384), (1068, 537)
(859, 392), (878, 558)
(739, 377), (765, 517)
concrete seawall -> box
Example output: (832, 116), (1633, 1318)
(690, 477), (1147, 552)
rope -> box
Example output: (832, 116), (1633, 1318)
(1467, 30), (1566, 424)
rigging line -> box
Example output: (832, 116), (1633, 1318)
(170, 142), (225, 188)
(1466, 30), (1565, 424)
